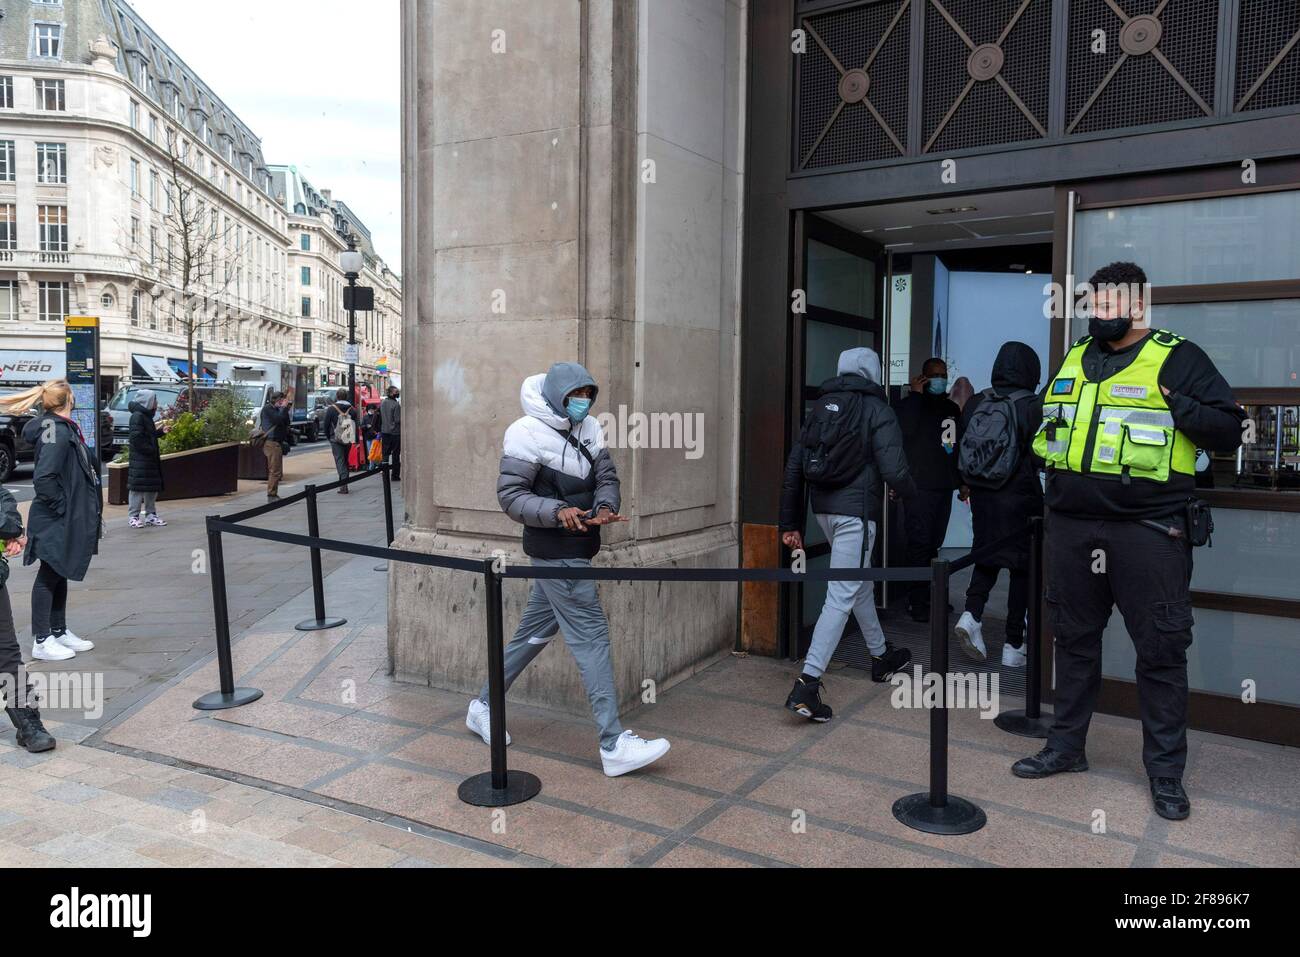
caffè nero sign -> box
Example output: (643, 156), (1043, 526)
(0, 350), (66, 385)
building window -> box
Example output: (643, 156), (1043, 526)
(300, 233), (310, 251)
(36, 142), (67, 184)
(301, 266), (311, 286)
(38, 205), (68, 252)
(130, 99), (140, 129)
(33, 24), (62, 59)
(0, 281), (16, 322)
(130, 291), (141, 327)
(149, 168), (159, 206)
(0, 141), (13, 183)
(0, 205), (14, 251)
(149, 226), (158, 264)
(101, 292), (114, 310)
(0, 77), (13, 110)
(130, 158), (140, 195)
(149, 113), (159, 142)
(131, 216), (140, 249)
(301, 296), (311, 318)
(38, 282), (69, 322)
(149, 295), (158, 330)
(302, 331), (312, 353)
(34, 79), (65, 111)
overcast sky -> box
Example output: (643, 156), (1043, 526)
(126, 0), (402, 268)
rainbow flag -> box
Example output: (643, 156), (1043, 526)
(377, 356), (389, 374)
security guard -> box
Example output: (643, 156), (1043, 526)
(1011, 262), (1245, 821)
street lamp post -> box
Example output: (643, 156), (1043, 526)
(341, 236), (363, 409)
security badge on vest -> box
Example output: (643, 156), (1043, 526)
(1032, 329), (1197, 485)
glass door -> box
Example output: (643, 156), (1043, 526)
(792, 214), (888, 658)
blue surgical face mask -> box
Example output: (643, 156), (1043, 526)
(566, 397), (592, 423)
(926, 377), (948, 395)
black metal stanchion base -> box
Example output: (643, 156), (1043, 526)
(892, 792), (987, 835)
(295, 617), (347, 632)
(192, 687), (264, 711)
(457, 770), (542, 808)
(994, 709), (1052, 738)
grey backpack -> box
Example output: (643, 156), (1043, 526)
(958, 389), (1033, 490)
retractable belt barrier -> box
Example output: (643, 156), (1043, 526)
(195, 465), (1048, 832)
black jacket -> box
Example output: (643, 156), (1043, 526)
(323, 402), (360, 445)
(780, 374), (917, 530)
(260, 404), (291, 444)
(1044, 332), (1245, 520)
(963, 342), (1044, 569)
(127, 401), (164, 493)
(22, 414), (102, 581)
(894, 391), (964, 490)
(0, 486), (22, 540)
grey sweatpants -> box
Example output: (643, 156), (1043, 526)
(803, 514), (886, 678)
(478, 557), (624, 749)
(128, 490), (158, 519)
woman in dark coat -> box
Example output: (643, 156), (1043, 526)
(127, 389), (167, 528)
(0, 380), (102, 661)
(954, 342), (1044, 667)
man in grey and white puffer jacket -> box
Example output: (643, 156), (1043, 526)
(465, 361), (670, 778)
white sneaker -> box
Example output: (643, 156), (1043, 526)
(54, 630), (94, 652)
(465, 698), (511, 747)
(955, 611), (987, 661)
(32, 636), (75, 661)
(600, 731), (670, 778)
(1001, 641), (1027, 668)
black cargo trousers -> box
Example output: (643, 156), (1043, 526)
(1044, 509), (1194, 778)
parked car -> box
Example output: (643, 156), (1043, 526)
(0, 391), (113, 482)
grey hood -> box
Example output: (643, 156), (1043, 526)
(837, 347), (882, 385)
(539, 362), (599, 421)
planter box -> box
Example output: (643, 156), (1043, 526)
(238, 442), (269, 481)
(107, 442), (240, 505)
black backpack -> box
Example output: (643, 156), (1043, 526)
(800, 389), (869, 489)
(958, 388), (1033, 490)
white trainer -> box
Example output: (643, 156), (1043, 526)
(955, 611), (987, 661)
(1001, 641), (1027, 668)
(465, 698), (511, 747)
(600, 731), (670, 778)
(32, 636), (75, 661)
(55, 630), (94, 652)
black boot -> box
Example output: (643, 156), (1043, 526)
(6, 707), (56, 753)
(1150, 777), (1191, 820)
(871, 642), (912, 682)
(1012, 747), (1088, 778)
(785, 675), (832, 722)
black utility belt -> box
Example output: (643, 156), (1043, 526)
(1138, 498), (1214, 547)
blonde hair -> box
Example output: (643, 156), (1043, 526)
(0, 379), (73, 415)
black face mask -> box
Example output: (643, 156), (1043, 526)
(1088, 315), (1132, 343)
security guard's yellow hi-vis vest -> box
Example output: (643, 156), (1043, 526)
(1033, 330), (1197, 484)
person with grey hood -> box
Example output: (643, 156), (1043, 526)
(127, 388), (168, 528)
(779, 347), (917, 722)
(466, 362), (671, 777)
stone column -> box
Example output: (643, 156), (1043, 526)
(393, 0), (746, 718)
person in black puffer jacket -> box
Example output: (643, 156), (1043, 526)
(778, 347), (918, 722)
(0, 484), (56, 752)
(953, 342), (1044, 668)
(127, 389), (167, 528)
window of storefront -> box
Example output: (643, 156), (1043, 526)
(1071, 183), (1300, 718)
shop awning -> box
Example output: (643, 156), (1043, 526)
(168, 359), (218, 380)
(131, 355), (179, 382)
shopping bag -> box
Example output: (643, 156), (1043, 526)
(348, 442), (364, 470)
(369, 439), (383, 464)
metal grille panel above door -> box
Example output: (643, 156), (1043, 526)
(797, 0), (912, 170)
(921, 0), (1052, 154)
(1066, 0), (1219, 135)
(1235, 0), (1300, 113)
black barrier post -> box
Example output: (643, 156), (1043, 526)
(458, 560), (542, 807)
(995, 515), (1052, 737)
(194, 519), (264, 711)
(374, 464), (395, 572)
(296, 484), (348, 632)
(892, 558), (987, 834)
